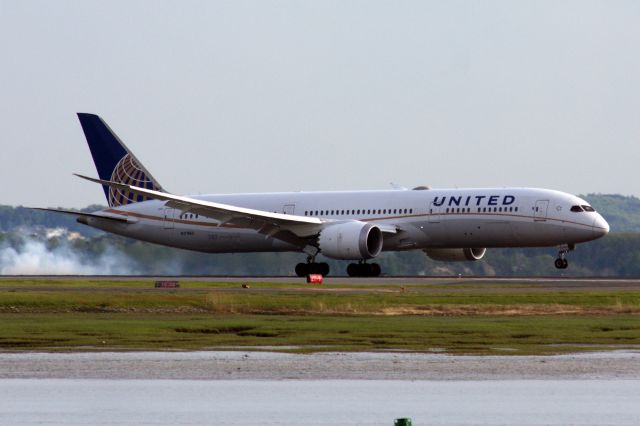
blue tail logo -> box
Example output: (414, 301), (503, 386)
(108, 153), (161, 207)
(77, 113), (164, 207)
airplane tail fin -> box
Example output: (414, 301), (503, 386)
(77, 113), (165, 207)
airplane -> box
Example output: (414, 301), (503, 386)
(39, 113), (610, 277)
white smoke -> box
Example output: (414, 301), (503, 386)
(0, 228), (137, 275)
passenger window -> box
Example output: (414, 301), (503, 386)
(409, 209), (413, 214)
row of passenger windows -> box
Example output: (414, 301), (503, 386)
(304, 208), (413, 217)
(179, 213), (199, 220)
(441, 206), (519, 214)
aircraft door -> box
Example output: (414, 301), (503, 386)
(428, 201), (441, 223)
(163, 208), (175, 229)
(534, 200), (549, 221)
(282, 204), (295, 215)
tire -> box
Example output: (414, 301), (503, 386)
(295, 263), (308, 277)
(347, 263), (358, 277)
(554, 258), (564, 269)
(369, 263), (381, 277)
(319, 262), (330, 276)
(562, 259), (569, 269)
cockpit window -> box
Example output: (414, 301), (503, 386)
(582, 205), (595, 212)
(570, 205), (584, 212)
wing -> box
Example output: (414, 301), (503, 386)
(74, 175), (327, 244)
(74, 175), (398, 244)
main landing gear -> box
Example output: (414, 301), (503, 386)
(295, 257), (330, 277)
(554, 245), (574, 269)
(294, 258), (382, 278)
(347, 261), (381, 277)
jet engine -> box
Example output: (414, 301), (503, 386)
(318, 222), (383, 260)
(423, 248), (487, 262)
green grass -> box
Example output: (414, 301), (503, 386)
(0, 278), (638, 354)
(1, 288), (639, 314)
(0, 313), (638, 355)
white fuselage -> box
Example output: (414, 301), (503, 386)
(82, 187), (609, 255)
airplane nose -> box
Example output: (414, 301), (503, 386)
(592, 214), (610, 238)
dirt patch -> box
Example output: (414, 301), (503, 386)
(379, 304), (640, 316)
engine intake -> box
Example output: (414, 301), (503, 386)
(423, 248), (487, 262)
(318, 222), (383, 260)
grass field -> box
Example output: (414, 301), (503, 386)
(0, 278), (638, 355)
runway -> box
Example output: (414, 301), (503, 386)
(2, 275), (640, 293)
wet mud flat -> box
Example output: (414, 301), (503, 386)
(1, 350), (639, 380)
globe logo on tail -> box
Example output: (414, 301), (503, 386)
(108, 154), (160, 207)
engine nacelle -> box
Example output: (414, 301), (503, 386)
(423, 248), (487, 262)
(318, 222), (383, 260)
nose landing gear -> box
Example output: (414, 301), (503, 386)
(554, 245), (573, 269)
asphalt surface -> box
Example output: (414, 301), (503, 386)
(1, 275), (640, 293)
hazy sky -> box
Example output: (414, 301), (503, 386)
(1, 1), (639, 208)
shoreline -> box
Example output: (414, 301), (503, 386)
(0, 350), (639, 380)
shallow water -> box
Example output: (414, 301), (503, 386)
(0, 379), (638, 425)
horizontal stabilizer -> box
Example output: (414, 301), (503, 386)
(31, 208), (131, 224)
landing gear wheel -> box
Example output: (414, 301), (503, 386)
(295, 263), (309, 277)
(319, 262), (330, 276)
(369, 263), (381, 277)
(296, 261), (329, 277)
(554, 257), (569, 269)
(347, 263), (358, 277)
(554, 247), (570, 270)
(346, 262), (382, 277)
